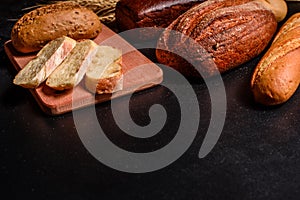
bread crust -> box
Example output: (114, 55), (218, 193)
(251, 13), (300, 105)
(11, 2), (102, 53)
(94, 64), (123, 94)
(84, 46), (123, 94)
(116, 0), (204, 29)
(115, 0), (205, 40)
(156, 0), (277, 78)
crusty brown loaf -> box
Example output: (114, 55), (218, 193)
(116, 0), (205, 29)
(251, 13), (300, 105)
(115, 0), (205, 40)
(11, 2), (102, 53)
(156, 0), (277, 78)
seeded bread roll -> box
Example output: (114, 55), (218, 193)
(46, 39), (98, 90)
(85, 46), (123, 94)
(13, 36), (76, 88)
(11, 2), (102, 53)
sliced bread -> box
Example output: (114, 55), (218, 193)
(85, 45), (123, 94)
(13, 36), (76, 88)
(46, 39), (98, 90)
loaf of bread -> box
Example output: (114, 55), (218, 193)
(13, 36), (76, 88)
(46, 39), (98, 90)
(11, 2), (102, 53)
(115, 0), (205, 40)
(85, 46), (123, 94)
(156, 0), (277, 78)
(251, 13), (300, 105)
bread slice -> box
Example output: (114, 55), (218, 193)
(46, 39), (98, 90)
(13, 36), (76, 88)
(85, 45), (123, 94)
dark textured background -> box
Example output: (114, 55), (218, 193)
(1, 1), (300, 199)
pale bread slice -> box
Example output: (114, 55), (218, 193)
(85, 45), (123, 94)
(13, 36), (76, 88)
(46, 39), (98, 90)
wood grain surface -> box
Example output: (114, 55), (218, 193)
(4, 24), (163, 115)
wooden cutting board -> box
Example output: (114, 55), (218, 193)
(4, 24), (163, 115)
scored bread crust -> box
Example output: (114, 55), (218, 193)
(251, 13), (300, 105)
(156, 0), (277, 78)
(13, 36), (76, 88)
(11, 1), (102, 53)
(46, 39), (98, 90)
(85, 46), (123, 94)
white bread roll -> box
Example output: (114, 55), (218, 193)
(85, 45), (123, 94)
(13, 36), (76, 88)
(46, 39), (98, 90)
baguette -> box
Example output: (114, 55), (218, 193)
(251, 13), (300, 105)
(13, 36), (76, 88)
(85, 46), (123, 94)
(46, 39), (98, 90)
(11, 2), (101, 53)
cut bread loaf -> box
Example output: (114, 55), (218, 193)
(46, 39), (98, 90)
(13, 36), (76, 88)
(85, 45), (123, 94)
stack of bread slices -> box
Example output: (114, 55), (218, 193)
(13, 36), (123, 94)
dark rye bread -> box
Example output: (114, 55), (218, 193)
(115, 0), (205, 40)
(11, 2), (102, 53)
(156, 0), (277, 78)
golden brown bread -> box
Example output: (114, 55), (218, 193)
(156, 0), (278, 78)
(11, 2), (102, 53)
(251, 13), (300, 105)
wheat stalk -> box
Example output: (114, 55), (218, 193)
(54, 0), (119, 23)
(27, 0), (119, 24)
